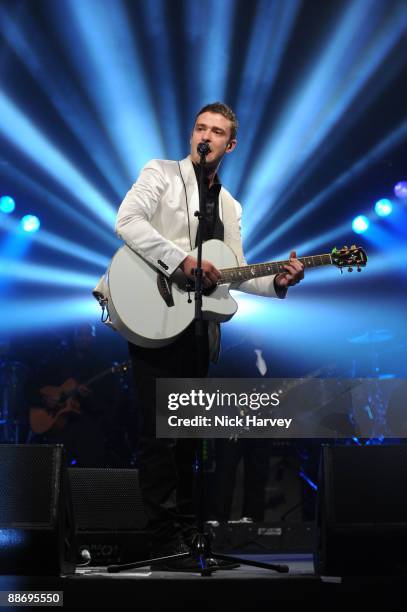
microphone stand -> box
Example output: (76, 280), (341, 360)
(107, 145), (288, 577)
(187, 144), (289, 576)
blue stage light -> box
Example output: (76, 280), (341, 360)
(0, 259), (99, 289)
(0, 8), (128, 198)
(51, 0), (164, 180)
(394, 181), (407, 199)
(2, 215), (109, 268)
(374, 198), (393, 217)
(0, 165), (118, 250)
(240, 0), (407, 240)
(246, 118), (407, 259)
(352, 215), (369, 234)
(0, 91), (116, 229)
(0, 195), (15, 213)
(20, 215), (40, 233)
(0, 297), (99, 335)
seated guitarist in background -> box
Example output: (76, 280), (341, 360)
(115, 102), (305, 571)
(27, 324), (110, 467)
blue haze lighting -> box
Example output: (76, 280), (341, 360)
(223, 0), (300, 189)
(0, 165), (118, 250)
(240, 0), (407, 239)
(246, 118), (407, 259)
(0, 297), (100, 335)
(0, 195), (15, 213)
(394, 181), (407, 199)
(352, 215), (369, 234)
(51, 0), (164, 179)
(272, 221), (351, 263)
(223, 294), (407, 375)
(297, 247), (407, 285)
(0, 91), (116, 228)
(374, 198), (393, 217)
(185, 0), (234, 106)
(0, 7), (128, 198)
(20, 215), (40, 233)
(1, 216), (110, 268)
(0, 260), (99, 289)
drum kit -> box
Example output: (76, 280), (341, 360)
(348, 328), (404, 438)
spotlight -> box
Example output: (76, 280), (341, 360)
(352, 215), (369, 234)
(394, 181), (407, 199)
(374, 198), (392, 217)
(21, 215), (40, 233)
(0, 195), (15, 214)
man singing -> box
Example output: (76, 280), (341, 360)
(115, 102), (304, 571)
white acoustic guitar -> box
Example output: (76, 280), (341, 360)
(98, 239), (367, 348)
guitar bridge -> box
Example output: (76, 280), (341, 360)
(157, 272), (174, 307)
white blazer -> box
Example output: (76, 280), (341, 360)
(116, 156), (282, 299)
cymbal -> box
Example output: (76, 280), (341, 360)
(349, 329), (394, 345)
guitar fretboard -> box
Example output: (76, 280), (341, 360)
(219, 254), (332, 284)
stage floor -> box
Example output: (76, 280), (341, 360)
(1, 554), (406, 609)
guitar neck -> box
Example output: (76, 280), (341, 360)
(83, 366), (114, 388)
(220, 253), (333, 283)
(60, 366), (115, 402)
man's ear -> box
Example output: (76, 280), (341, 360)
(226, 139), (237, 153)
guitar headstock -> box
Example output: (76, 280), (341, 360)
(331, 245), (368, 272)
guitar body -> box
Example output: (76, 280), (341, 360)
(107, 239), (239, 348)
(30, 378), (81, 434)
(29, 363), (129, 436)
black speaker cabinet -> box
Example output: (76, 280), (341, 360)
(0, 444), (76, 575)
(314, 444), (407, 576)
(68, 468), (150, 565)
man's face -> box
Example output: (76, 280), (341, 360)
(190, 111), (237, 167)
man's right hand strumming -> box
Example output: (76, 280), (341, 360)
(180, 255), (221, 288)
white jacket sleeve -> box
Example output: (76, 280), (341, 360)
(115, 160), (187, 277)
(232, 200), (286, 299)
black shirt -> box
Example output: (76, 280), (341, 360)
(193, 163), (224, 244)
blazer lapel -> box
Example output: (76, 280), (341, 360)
(179, 156), (199, 249)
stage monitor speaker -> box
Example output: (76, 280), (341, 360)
(314, 444), (407, 576)
(68, 468), (150, 565)
(0, 444), (76, 575)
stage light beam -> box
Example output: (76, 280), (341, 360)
(0, 91), (117, 229)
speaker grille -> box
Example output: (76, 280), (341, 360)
(69, 468), (147, 530)
(329, 446), (407, 524)
(0, 444), (61, 528)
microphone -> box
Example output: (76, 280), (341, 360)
(197, 142), (211, 157)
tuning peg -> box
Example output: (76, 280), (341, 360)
(348, 267), (353, 272)
(357, 266), (361, 272)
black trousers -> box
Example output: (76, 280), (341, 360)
(128, 322), (209, 543)
(212, 439), (270, 521)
